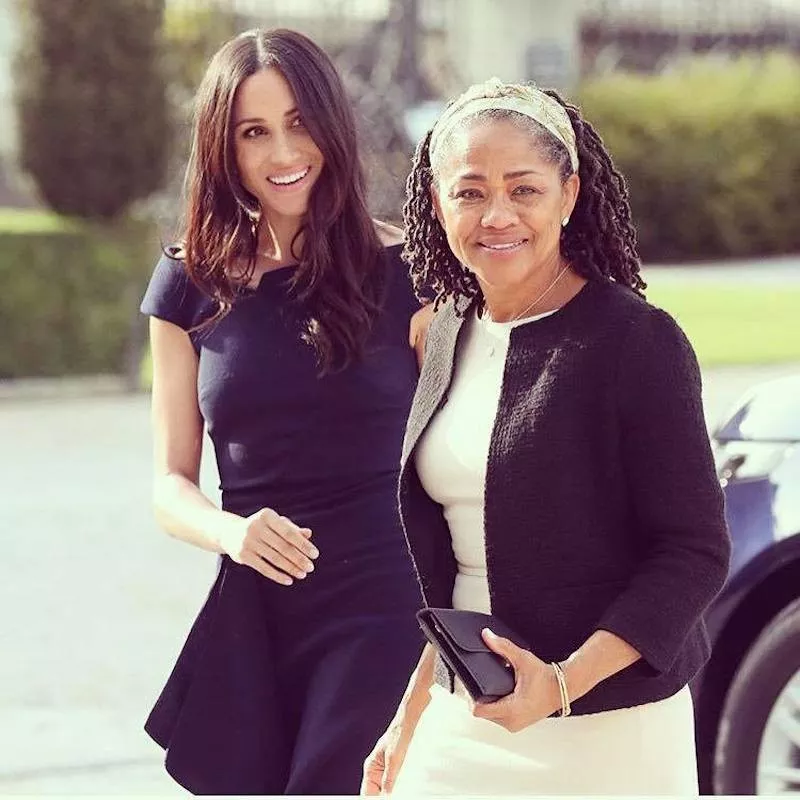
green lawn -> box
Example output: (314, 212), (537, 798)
(0, 207), (77, 233)
(646, 280), (800, 367)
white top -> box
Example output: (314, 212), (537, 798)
(415, 306), (558, 614)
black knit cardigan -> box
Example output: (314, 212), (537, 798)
(399, 277), (731, 715)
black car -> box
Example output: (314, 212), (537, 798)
(694, 374), (800, 794)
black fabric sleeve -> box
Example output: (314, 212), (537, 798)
(140, 251), (212, 332)
(595, 307), (731, 673)
(385, 243), (423, 319)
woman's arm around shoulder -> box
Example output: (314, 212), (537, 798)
(409, 304), (435, 370)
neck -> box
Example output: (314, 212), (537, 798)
(483, 255), (577, 323)
(258, 212), (304, 267)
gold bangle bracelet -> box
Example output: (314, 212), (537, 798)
(553, 662), (570, 717)
(550, 662), (566, 715)
(551, 661), (572, 717)
(557, 665), (569, 716)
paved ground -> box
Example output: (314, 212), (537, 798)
(1, 361), (799, 794)
(643, 253), (800, 285)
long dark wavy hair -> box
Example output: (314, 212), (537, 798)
(402, 87), (645, 310)
(179, 28), (385, 372)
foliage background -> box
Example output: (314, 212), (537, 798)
(2, 3), (799, 378)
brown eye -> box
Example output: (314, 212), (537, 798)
(243, 126), (267, 139)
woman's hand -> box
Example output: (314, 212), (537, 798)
(470, 628), (563, 733)
(219, 507), (318, 585)
(361, 710), (420, 795)
(409, 304), (434, 370)
(362, 644), (435, 794)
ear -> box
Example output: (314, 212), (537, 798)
(561, 173), (580, 222)
(429, 184), (445, 227)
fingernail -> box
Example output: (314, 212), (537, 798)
(483, 627), (496, 638)
(310, 548), (320, 558)
(306, 562), (315, 572)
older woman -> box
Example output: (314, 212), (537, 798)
(362, 78), (730, 796)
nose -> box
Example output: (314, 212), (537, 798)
(270, 131), (300, 166)
(481, 194), (518, 229)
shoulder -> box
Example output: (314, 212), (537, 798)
(614, 283), (691, 355)
(143, 248), (192, 303)
(592, 282), (701, 396)
(591, 279), (690, 348)
(563, 279), (699, 389)
(140, 246), (215, 331)
(376, 223), (422, 320)
(374, 219), (405, 247)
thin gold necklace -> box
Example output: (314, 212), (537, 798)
(487, 264), (570, 323)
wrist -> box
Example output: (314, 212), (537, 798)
(215, 511), (247, 555)
(560, 655), (593, 703)
(401, 686), (431, 720)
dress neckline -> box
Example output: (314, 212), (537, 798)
(241, 241), (404, 292)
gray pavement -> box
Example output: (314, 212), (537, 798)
(1, 362), (799, 794)
(642, 253), (800, 284)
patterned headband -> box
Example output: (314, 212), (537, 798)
(428, 77), (579, 173)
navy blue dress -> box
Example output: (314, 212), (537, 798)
(140, 245), (424, 795)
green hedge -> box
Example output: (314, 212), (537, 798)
(0, 209), (152, 378)
(579, 54), (800, 262)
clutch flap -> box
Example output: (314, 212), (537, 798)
(419, 607), (531, 652)
(428, 608), (496, 652)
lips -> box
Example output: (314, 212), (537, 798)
(478, 239), (528, 251)
(267, 166), (311, 186)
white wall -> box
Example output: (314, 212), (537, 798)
(441, 0), (582, 93)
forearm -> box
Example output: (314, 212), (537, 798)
(561, 629), (641, 704)
(393, 643), (436, 724)
(153, 472), (243, 555)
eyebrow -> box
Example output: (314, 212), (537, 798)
(234, 108), (300, 128)
(457, 169), (545, 181)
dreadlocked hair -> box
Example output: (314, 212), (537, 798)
(402, 87), (645, 312)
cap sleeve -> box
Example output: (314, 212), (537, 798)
(385, 243), (426, 318)
(140, 251), (215, 332)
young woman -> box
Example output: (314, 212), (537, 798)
(140, 28), (428, 795)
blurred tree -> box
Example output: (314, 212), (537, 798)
(13, 0), (170, 387)
(335, 0), (436, 222)
(151, 3), (241, 234)
(162, 3), (240, 112)
(15, 0), (170, 221)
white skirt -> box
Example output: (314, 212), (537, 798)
(392, 682), (698, 796)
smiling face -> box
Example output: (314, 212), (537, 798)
(232, 67), (324, 222)
(431, 116), (579, 296)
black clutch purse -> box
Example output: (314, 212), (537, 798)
(416, 607), (531, 704)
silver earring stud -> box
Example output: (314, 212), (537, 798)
(561, 216), (570, 227)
